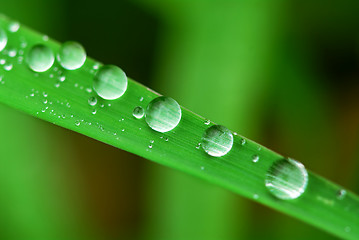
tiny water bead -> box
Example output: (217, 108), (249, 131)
(201, 125), (233, 157)
(337, 189), (347, 200)
(88, 96), (97, 106)
(26, 44), (54, 72)
(93, 65), (128, 100)
(0, 28), (7, 51)
(145, 96), (181, 133)
(9, 22), (20, 32)
(57, 41), (86, 70)
(265, 158), (308, 200)
(252, 155), (259, 163)
(133, 106), (144, 119)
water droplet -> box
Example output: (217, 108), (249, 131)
(92, 109), (97, 115)
(265, 158), (308, 200)
(4, 63), (12, 71)
(253, 194), (259, 199)
(9, 22), (20, 32)
(75, 120), (81, 126)
(241, 138), (246, 145)
(88, 96), (97, 106)
(0, 59), (5, 64)
(8, 49), (16, 57)
(139, 97), (144, 102)
(54, 83), (60, 88)
(133, 106), (144, 119)
(93, 65), (127, 100)
(26, 44), (54, 72)
(201, 125), (233, 157)
(148, 144), (153, 149)
(195, 142), (201, 149)
(200, 166), (205, 170)
(0, 28), (7, 51)
(252, 155), (259, 163)
(57, 41), (86, 70)
(59, 76), (66, 82)
(337, 189), (346, 200)
(42, 35), (49, 41)
(204, 120), (210, 125)
(144, 97), (182, 133)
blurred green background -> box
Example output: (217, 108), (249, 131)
(0, 0), (358, 239)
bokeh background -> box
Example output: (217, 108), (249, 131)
(0, 0), (358, 239)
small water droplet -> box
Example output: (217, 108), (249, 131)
(49, 73), (54, 78)
(58, 75), (66, 82)
(265, 158), (308, 200)
(145, 96), (181, 133)
(26, 44), (54, 72)
(148, 144), (153, 149)
(140, 97), (144, 102)
(241, 138), (246, 145)
(200, 166), (205, 170)
(54, 83), (60, 88)
(133, 106), (144, 119)
(75, 120), (81, 126)
(0, 28), (7, 51)
(4, 63), (12, 71)
(337, 189), (346, 200)
(195, 142), (201, 149)
(42, 35), (49, 41)
(204, 120), (210, 125)
(91, 109), (97, 114)
(201, 125), (233, 157)
(252, 155), (259, 163)
(8, 49), (16, 57)
(93, 65), (127, 100)
(253, 194), (259, 199)
(43, 99), (48, 104)
(57, 41), (86, 70)
(88, 96), (97, 106)
(0, 59), (5, 65)
(9, 22), (20, 32)
(150, 140), (154, 144)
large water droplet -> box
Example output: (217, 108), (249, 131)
(57, 41), (86, 70)
(201, 125), (233, 157)
(0, 28), (7, 52)
(26, 44), (54, 72)
(133, 106), (144, 119)
(265, 158), (308, 200)
(145, 96), (181, 133)
(93, 65), (127, 100)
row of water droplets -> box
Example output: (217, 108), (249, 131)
(0, 20), (350, 219)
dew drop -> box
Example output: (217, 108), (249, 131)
(8, 49), (16, 57)
(145, 96), (181, 133)
(57, 41), (86, 70)
(26, 44), (54, 72)
(241, 138), (246, 145)
(252, 155), (259, 163)
(0, 28), (7, 51)
(4, 63), (12, 71)
(265, 158), (308, 200)
(9, 22), (20, 32)
(88, 96), (97, 106)
(91, 109), (97, 115)
(204, 120), (210, 125)
(93, 65), (127, 100)
(59, 76), (66, 82)
(337, 189), (346, 200)
(201, 125), (233, 157)
(133, 106), (144, 119)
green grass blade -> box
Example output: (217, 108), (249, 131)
(0, 15), (358, 239)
